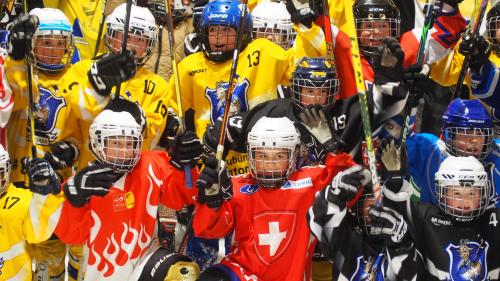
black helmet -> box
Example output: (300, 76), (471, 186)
(353, 0), (401, 57)
(487, 2), (500, 53)
(291, 57), (339, 112)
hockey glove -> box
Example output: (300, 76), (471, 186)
(202, 116), (241, 160)
(7, 14), (39, 60)
(300, 106), (344, 153)
(158, 110), (180, 149)
(373, 38), (405, 85)
(169, 131), (202, 170)
(63, 164), (122, 207)
(458, 34), (492, 73)
(158, 217), (176, 251)
(369, 205), (408, 246)
(88, 51), (137, 96)
(378, 139), (408, 193)
(196, 156), (232, 209)
(327, 165), (372, 203)
(286, 0), (317, 28)
(44, 141), (79, 170)
(27, 158), (61, 195)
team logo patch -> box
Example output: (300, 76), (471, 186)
(253, 211), (297, 265)
(240, 184), (259, 195)
(281, 177), (313, 190)
(446, 239), (489, 281)
(351, 254), (385, 281)
(31, 87), (66, 145)
(205, 77), (250, 124)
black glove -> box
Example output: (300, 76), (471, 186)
(63, 164), (122, 207)
(43, 141), (79, 170)
(369, 205), (408, 246)
(300, 105), (345, 153)
(377, 139), (408, 193)
(458, 33), (492, 73)
(326, 165), (371, 203)
(202, 116), (241, 160)
(286, 0), (318, 28)
(373, 38), (405, 84)
(7, 14), (39, 60)
(27, 158), (61, 195)
(88, 51), (137, 96)
(196, 156), (232, 209)
(158, 110), (180, 149)
(169, 131), (202, 170)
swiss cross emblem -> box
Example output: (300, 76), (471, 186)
(253, 211), (297, 265)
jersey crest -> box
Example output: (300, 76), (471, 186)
(351, 254), (385, 281)
(32, 86), (66, 145)
(446, 239), (489, 281)
(204, 76), (250, 124)
(253, 211), (297, 265)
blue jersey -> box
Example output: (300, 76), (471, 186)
(470, 61), (500, 123)
(408, 133), (500, 206)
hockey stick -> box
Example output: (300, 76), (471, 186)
(113, 0), (133, 100)
(164, 0), (193, 187)
(399, 0), (441, 147)
(93, 0), (108, 59)
(318, 0), (335, 72)
(23, 0), (36, 158)
(340, 0), (382, 204)
(453, 0), (489, 99)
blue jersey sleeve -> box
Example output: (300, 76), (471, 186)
(471, 61), (500, 113)
(484, 138), (500, 207)
(407, 133), (446, 203)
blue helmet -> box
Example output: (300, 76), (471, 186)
(291, 57), (339, 111)
(442, 98), (494, 161)
(198, 0), (252, 62)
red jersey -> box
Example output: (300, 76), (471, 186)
(54, 151), (197, 281)
(192, 153), (356, 281)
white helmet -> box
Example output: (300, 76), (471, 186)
(251, 1), (294, 49)
(29, 8), (74, 74)
(89, 108), (144, 172)
(435, 156), (490, 222)
(105, 3), (159, 66)
(0, 144), (10, 196)
(247, 117), (300, 188)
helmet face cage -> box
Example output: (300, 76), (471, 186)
(435, 172), (490, 221)
(252, 7), (294, 50)
(487, 16), (500, 53)
(356, 17), (400, 56)
(199, 0), (252, 62)
(248, 145), (298, 189)
(291, 76), (339, 110)
(105, 22), (158, 66)
(353, 192), (377, 236)
(31, 31), (74, 74)
(443, 127), (493, 161)
(89, 123), (144, 172)
(0, 150), (10, 196)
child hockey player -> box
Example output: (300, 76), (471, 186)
(53, 98), (201, 280)
(380, 156), (500, 280)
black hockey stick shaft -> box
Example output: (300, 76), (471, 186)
(454, 0), (488, 99)
(93, 0), (108, 59)
(23, 0), (36, 158)
(113, 0), (133, 99)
